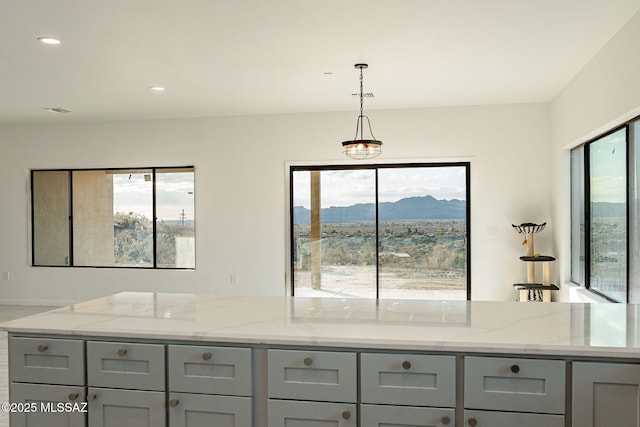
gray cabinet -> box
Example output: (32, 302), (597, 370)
(573, 361), (640, 427)
(167, 344), (254, 427)
(267, 349), (357, 403)
(10, 337), (86, 427)
(87, 341), (166, 427)
(360, 352), (456, 426)
(9, 336), (84, 385)
(87, 341), (164, 391)
(268, 349), (357, 426)
(463, 410), (564, 427)
(464, 356), (566, 426)
(168, 344), (252, 396)
(10, 383), (86, 427)
(361, 353), (456, 407)
(87, 387), (165, 427)
(465, 356), (565, 414)
(268, 399), (356, 427)
(169, 393), (252, 427)
(361, 404), (454, 427)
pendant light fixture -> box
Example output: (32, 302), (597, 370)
(342, 63), (383, 159)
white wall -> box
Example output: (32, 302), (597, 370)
(0, 103), (550, 305)
(550, 10), (640, 301)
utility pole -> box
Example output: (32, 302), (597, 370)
(179, 209), (186, 225)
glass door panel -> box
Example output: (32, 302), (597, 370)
(377, 166), (467, 300)
(292, 169), (376, 297)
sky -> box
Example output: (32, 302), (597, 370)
(113, 171), (195, 220)
(589, 128), (626, 204)
(293, 166), (467, 208)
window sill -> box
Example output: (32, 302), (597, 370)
(562, 282), (614, 303)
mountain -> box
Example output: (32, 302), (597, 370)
(293, 196), (465, 224)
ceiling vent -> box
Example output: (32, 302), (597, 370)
(43, 107), (72, 114)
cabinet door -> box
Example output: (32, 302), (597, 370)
(87, 387), (165, 427)
(573, 362), (640, 427)
(168, 345), (252, 396)
(361, 404), (454, 427)
(361, 353), (456, 407)
(169, 393), (252, 427)
(268, 349), (357, 403)
(268, 399), (356, 427)
(87, 341), (165, 391)
(465, 356), (565, 414)
(10, 337), (84, 385)
(10, 383), (86, 427)
(463, 410), (564, 427)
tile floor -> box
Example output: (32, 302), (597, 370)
(0, 305), (58, 427)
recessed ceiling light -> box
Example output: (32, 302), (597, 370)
(149, 86), (165, 92)
(38, 37), (61, 45)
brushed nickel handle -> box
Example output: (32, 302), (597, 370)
(441, 415), (451, 425)
(169, 399), (179, 408)
(341, 410), (351, 420)
(37, 344), (48, 352)
(116, 348), (127, 357)
(510, 364), (520, 374)
(87, 393), (97, 402)
(202, 352), (212, 361)
(303, 357), (313, 366)
(402, 360), (412, 370)
(68, 392), (78, 401)
(468, 417), (478, 426)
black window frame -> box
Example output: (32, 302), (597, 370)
(30, 166), (196, 270)
(571, 118), (638, 302)
(289, 161), (471, 300)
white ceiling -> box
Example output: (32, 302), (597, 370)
(2, 0), (639, 125)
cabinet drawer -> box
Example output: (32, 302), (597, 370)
(169, 393), (252, 427)
(9, 336), (84, 386)
(362, 404), (454, 427)
(87, 387), (165, 427)
(464, 356), (565, 414)
(361, 353), (455, 407)
(87, 341), (164, 391)
(463, 410), (564, 427)
(168, 345), (252, 396)
(268, 399), (356, 427)
(10, 382), (86, 427)
(268, 349), (357, 403)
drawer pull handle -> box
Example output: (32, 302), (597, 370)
(510, 364), (521, 374)
(87, 394), (97, 402)
(402, 360), (412, 370)
(303, 357), (313, 366)
(169, 399), (179, 408)
(68, 393), (78, 401)
(341, 410), (351, 420)
(468, 418), (478, 426)
(202, 352), (212, 361)
(441, 415), (451, 425)
(37, 344), (48, 352)
(117, 348), (127, 357)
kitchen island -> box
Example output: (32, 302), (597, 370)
(3, 292), (640, 427)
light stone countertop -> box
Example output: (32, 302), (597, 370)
(2, 292), (639, 358)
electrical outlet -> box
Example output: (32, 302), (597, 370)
(2, 272), (9, 281)
(230, 273), (238, 284)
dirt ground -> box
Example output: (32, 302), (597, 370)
(294, 265), (466, 300)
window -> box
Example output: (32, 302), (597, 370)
(290, 163), (470, 300)
(32, 167), (195, 269)
(571, 120), (637, 302)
